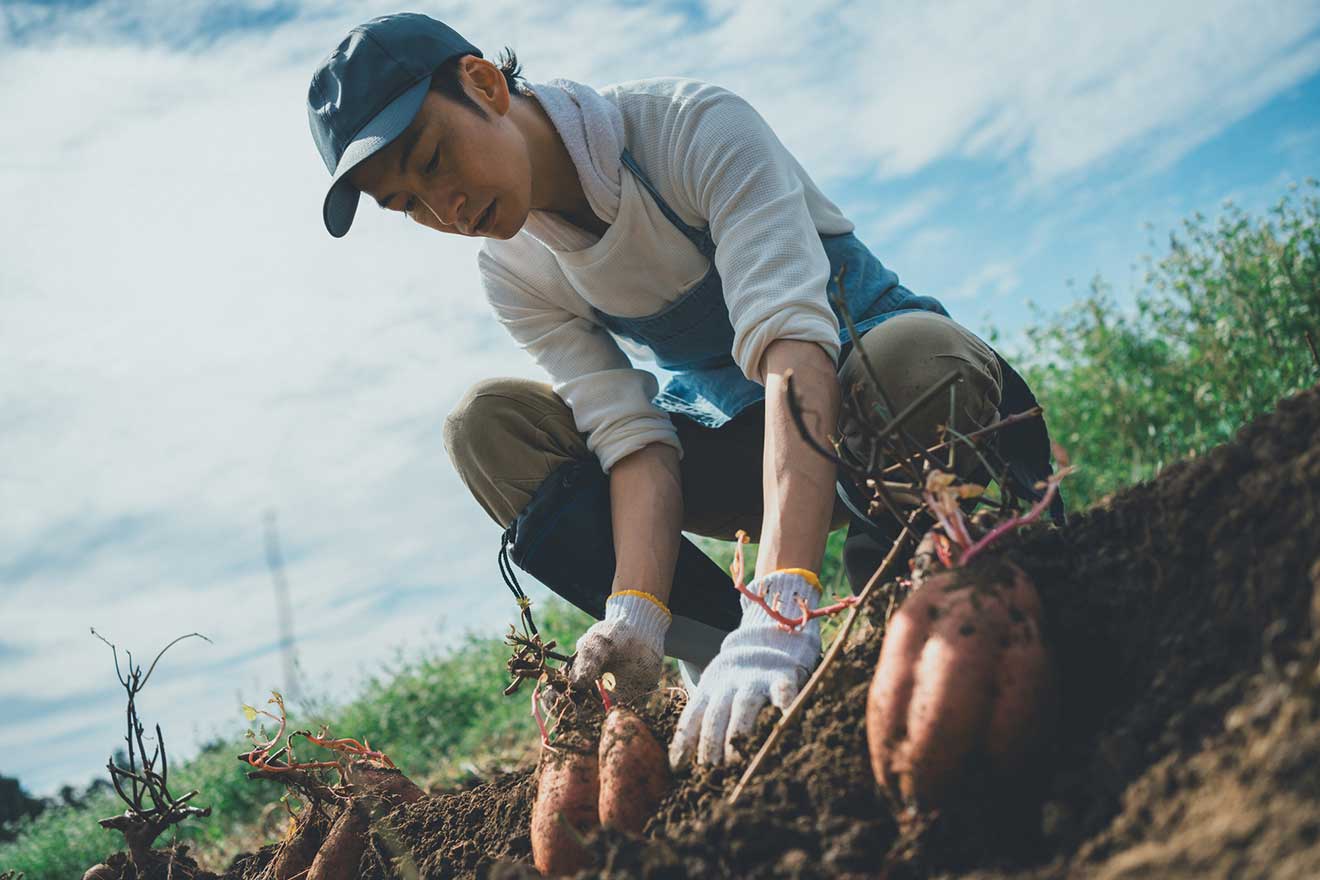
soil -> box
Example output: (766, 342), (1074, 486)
(100, 383), (1320, 878)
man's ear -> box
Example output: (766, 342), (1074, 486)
(461, 54), (510, 115)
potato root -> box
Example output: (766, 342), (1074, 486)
(530, 746), (600, 876)
(867, 559), (1056, 807)
(598, 706), (669, 833)
(307, 801), (369, 880)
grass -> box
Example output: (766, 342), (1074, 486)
(0, 600), (596, 879)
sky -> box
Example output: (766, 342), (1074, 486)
(2, 0), (1318, 796)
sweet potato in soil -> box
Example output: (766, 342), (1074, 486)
(868, 559), (1057, 808)
(598, 706), (670, 833)
(120, 384), (1320, 878)
(268, 808), (329, 880)
(304, 801), (370, 880)
(531, 744), (601, 876)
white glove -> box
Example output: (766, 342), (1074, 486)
(569, 591), (671, 702)
(668, 569), (823, 768)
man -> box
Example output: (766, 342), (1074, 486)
(307, 13), (1060, 770)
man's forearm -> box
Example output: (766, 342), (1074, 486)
(608, 442), (683, 605)
(756, 338), (840, 578)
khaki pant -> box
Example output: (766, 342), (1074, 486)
(444, 311), (1003, 537)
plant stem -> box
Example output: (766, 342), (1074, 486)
(880, 407), (1042, 477)
(727, 514), (919, 805)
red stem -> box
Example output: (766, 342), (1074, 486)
(531, 685), (558, 752)
(933, 533), (955, 569)
(728, 531), (860, 630)
(301, 733), (396, 769)
(959, 477), (1062, 565)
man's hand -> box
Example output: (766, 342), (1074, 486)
(668, 570), (822, 767)
(569, 591), (671, 702)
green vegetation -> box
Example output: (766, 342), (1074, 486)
(996, 181), (1320, 508)
(0, 776), (46, 841)
(0, 601), (594, 879)
(4, 183), (1316, 879)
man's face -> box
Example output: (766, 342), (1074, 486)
(349, 57), (529, 239)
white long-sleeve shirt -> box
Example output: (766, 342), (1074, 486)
(478, 77), (854, 472)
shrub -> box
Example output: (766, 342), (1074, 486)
(997, 180), (1320, 508)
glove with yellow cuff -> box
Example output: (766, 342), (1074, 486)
(569, 589), (671, 702)
(668, 568), (823, 768)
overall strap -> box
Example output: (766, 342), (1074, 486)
(619, 148), (715, 258)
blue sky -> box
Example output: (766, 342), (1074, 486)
(2, 0), (1318, 796)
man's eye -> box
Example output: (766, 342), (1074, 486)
(424, 145), (441, 175)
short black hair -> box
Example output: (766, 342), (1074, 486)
(428, 47), (526, 118)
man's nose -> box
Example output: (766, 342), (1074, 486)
(439, 193), (467, 228)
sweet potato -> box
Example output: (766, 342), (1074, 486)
(597, 706), (669, 833)
(270, 809), (328, 880)
(530, 745), (600, 876)
(867, 559), (1056, 808)
(307, 801), (369, 880)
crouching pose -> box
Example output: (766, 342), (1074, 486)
(307, 13), (1061, 769)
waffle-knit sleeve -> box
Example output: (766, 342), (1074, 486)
(478, 245), (682, 472)
(665, 86), (842, 384)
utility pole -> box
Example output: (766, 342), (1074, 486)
(263, 509), (302, 703)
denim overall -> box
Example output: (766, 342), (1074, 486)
(499, 150), (1063, 664)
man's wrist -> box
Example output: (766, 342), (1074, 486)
(605, 590), (672, 645)
(770, 568), (822, 592)
(739, 570), (823, 631)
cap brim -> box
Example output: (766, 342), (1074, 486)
(322, 78), (431, 238)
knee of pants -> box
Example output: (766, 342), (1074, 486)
(838, 312), (1002, 470)
(443, 377), (587, 525)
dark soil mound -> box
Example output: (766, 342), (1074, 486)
(109, 383), (1320, 879)
(84, 844), (217, 880)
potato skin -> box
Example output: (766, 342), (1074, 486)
(867, 560), (1056, 807)
(307, 801), (369, 880)
(342, 761), (426, 810)
(531, 746), (600, 876)
(271, 810), (328, 880)
(598, 707), (670, 834)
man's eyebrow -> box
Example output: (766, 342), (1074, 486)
(373, 126), (425, 210)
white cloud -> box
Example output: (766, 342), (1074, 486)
(949, 259), (1022, 302)
(853, 186), (950, 251)
(2, 0), (1317, 793)
(672, 0), (1320, 188)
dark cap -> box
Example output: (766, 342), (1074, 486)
(307, 13), (481, 237)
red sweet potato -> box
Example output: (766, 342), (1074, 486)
(597, 706), (669, 833)
(270, 809), (328, 880)
(530, 745), (600, 876)
(866, 559), (1056, 808)
(307, 801), (369, 880)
